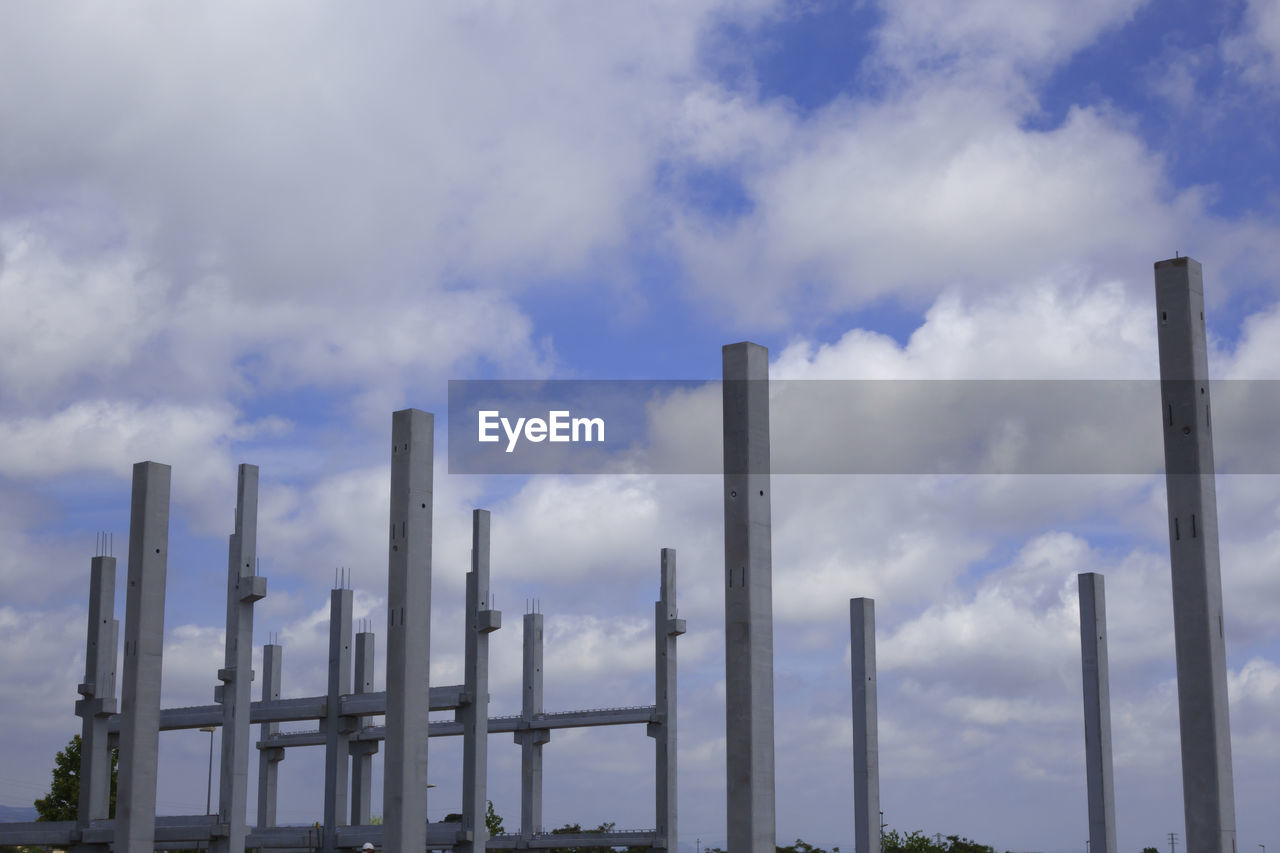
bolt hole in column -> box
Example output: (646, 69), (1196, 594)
(1183, 426), (1191, 435)
(759, 490), (764, 496)
(729, 490), (737, 498)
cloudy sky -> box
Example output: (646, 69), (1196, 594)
(2, 2), (1280, 852)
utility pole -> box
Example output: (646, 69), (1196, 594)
(1169, 832), (1178, 853)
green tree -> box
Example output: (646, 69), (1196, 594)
(33, 735), (118, 822)
(1143, 848), (1160, 853)
(485, 800), (505, 836)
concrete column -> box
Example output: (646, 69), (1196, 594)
(76, 552), (118, 836)
(722, 341), (776, 853)
(114, 461), (171, 853)
(351, 631), (378, 827)
(650, 548), (685, 852)
(257, 643), (283, 828)
(323, 588), (354, 853)
(518, 612), (547, 839)
(1154, 257), (1237, 853)
(1078, 573), (1117, 853)
(214, 464), (266, 853)
(850, 598), (879, 853)
(383, 409), (433, 853)
(461, 509), (501, 853)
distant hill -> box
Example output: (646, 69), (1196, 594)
(0, 804), (37, 822)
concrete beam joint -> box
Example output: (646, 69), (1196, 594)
(238, 576), (267, 602)
(478, 609), (502, 633)
(667, 618), (686, 637)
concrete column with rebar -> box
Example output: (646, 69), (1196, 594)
(257, 643), (283, 828)
(213, 464), (266, 853)
(114, 461), (171, 853)
(850, 598), (879, 853)
(351, 630), (377, 827)
(76, 551), (118, 839)
(323, 588), (354, 853)
(1154, 256), (1237, 853)
(518, 612), (547, 839)
(722, 342), (776, 853)
(383, 408), (434, 853)
(650, 548), (685, 852)
(460, 509), (501, 853)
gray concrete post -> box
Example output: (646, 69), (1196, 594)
(214, 464), (265, 853)
(461, 509), (501, 853)
(1078, 573), (1117, 853)
(76, 553), (118, 834)
(722, 342), (776, 853)
(351, 631), (377, 827)
(1154, 257), (1237, 853)
(650, 548), (685, 853)
(323, 588), (354, 853)
(383, 409), (433, 853)
(114, 461), (171, 853)
(518, 612), (547, 839)
(850, 598), (879, 853)
(257, 643), (283, 828)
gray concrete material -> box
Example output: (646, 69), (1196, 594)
(1154, 257), (1237, 853)
(351, 631), (377, 827)
(722, 342), (776, 853)
(651, 548), (684, 853)
(257, 643), (283, 828)
(383, 408), (434, 853)
(115, 461), (171, 853)
(849, 599), (879, 853)
(461, 509), (500, 853)
(518, 612), (548, 839)
(1078, 573), (1117, 853)
(323, 588), (354, 853)
(76, 555), (118, 833)
(213, 463), (262, 853)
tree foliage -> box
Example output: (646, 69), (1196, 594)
(485, 800), (504, 836)
(33, 735), (118, 822)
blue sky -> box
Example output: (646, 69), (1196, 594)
(2, 2), (1280, 852)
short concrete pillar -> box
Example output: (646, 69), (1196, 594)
(722, 342), (776, 853)
(114, 461), (171, 853)
(1078, 573), (1117, 853)
(257, 643), (283, 828)
(351, 630), (377, 827)
(76, 551), (118, 837)
(323, 588), (354, 853)
(650, 548), (685, 852)
(383, 409), (434, 853)
(1154, 257), (1237, 853)
(461, 509), (501, 853)
(517, 612), (547, 839)
(213, 464), (265, 853)
(850, 598), (879, 853)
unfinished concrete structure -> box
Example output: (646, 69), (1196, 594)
(722, 341), (776, 853)
(0, 408), (682, 852)
(849, 599), (879, 853)
(1078, 573), (1116, 853)
(1154, 257), (1237, 853)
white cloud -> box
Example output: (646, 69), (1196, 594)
(1224, 0), (1280, 87)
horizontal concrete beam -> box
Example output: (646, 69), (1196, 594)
(260, 705), (658, 748)
(489, 830), (659, 850)
(105, 686), (467, 733)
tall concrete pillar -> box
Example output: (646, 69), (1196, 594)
(76, 551), (118, 838)
(1154, 256), (1237, 853)
(1078, 573), (1117, 853)
(722, 342), (776, 853)
(323, 588), (354, 853)
(114, 461), (171, 853)
(257, 643), (283, 828)
(351, 630), (378, 826)
(650, 548), (685, 852)
(214, 464), (266, 853)
(517, 612), (547, 839)
(850, 598), (879, 853)
(461, 509), (501, 853)
(383, 409), (433, 853)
